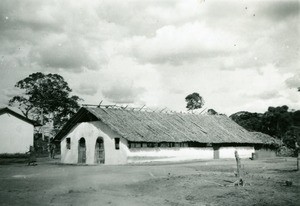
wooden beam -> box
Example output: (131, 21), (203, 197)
(199, 107), (207, 114)
(138, 105), (146, 111)
(97, 100), (103, 108)
(160, 107), (167, 113)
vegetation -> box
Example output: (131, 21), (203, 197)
(207, 109), (218, 115)
(230, 105), (300, 150)
(0, 153), (29, 158)
(185, 92), (204, 111)
(8, 72), (82, 130)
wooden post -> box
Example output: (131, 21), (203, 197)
(234, 150), (244, 186)
(296, 142), (299, 171)
(138, 105), (146, 111)
(41, 108), (44, 141)
(97, 100), (103, 108)
(235, 151), (241, 178)
(297, 153), (299, 171)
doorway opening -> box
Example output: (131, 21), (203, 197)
(78, 137), (86, 163)
(95, 137), (105, 164)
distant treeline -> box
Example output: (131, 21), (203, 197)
(230, 105), (300, 149)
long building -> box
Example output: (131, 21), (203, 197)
(54, 107), (279, 165)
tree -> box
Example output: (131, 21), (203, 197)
(207, 109), (218, 115)
(185, 92), (204, 111)
(261, 105), (292, 137)
(9, 72), (82, 130)
(230, 106), (300, 150)
(230, 111), (263, 132)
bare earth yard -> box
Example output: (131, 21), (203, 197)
(0, 158), (299, 206)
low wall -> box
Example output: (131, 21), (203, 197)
(127, 147), (214, 163)
(255, 148), (277, 159)
(219, 146), (255, 159)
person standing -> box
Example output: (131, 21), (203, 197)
(49, 139), (56, 159)
(27, 146), (37, 166)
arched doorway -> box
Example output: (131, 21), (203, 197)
(78, 137), (86, 163)
(95, 137), (105, 164)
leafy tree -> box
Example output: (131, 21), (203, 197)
(185, 92), (204, 111)
(283, 126), (300, 150)
(9, 72), (82, 129)
(292, 110), (300, 126)
(230, 111), (262, 132)
(261, 105), (292, 137)
(207, 109), (218, 115)
(230, 105), (300, 150)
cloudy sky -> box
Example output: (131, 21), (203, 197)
(0, 0), (299, 115)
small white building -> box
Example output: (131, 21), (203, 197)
(55, 107), (278, 165)
(0, 107), (37, 154)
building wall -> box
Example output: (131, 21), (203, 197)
(126, 147), (214, 163)
(219, 146), (255, 159)
(59, 121), (259, 164)
(60, 121), (128, 165)
(0, 113), (34, 154)
(255, 148), (277, 159)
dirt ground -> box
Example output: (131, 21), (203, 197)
(0, 157), (299, 206)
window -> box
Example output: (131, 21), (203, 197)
(66, 138), (71, 150)
(115, 138), (120, 150)
(134, 142), (141, 148)
(147, 143), (155, 148)
(179, 142), (188, 147)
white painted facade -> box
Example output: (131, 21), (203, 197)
(60, 121), (257, 165)
(61, 121), (128, 165)
(219, 146), (255, 159)
(0, 113), (34, 154)
(127, 147), (214, 163)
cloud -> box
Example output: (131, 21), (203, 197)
(102, 83), (146, 104)
(0, 0), (299, 116)
(255, 90), (282, 100)
(285, 73), (300, 89)
(0, 87), (23, 106)
(0, 0), (116, 73)
(121, 22), (241, 65)
(0, 1), (64, 42)
(75, 84), (98, 96)
(29, 34), (99, 72)
(259, 0), (299, 21)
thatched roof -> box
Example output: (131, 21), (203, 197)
(0, 107), (41, 126)
(55, 107), (270, 145)
(250, 132), (282, 146)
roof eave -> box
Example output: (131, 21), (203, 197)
(0, 107), (41, 126)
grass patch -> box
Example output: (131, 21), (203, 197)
(0, 153), (29, 158)
(0, 153), (29, 165)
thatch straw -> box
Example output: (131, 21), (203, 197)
(80, 107), (264, 144)
(250, 132), (282, 146)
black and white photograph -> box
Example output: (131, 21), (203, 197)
(0, 0), (299, 205)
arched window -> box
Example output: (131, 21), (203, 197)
(66, 137), (71, 149)
(95, 137), (105, 164)
(114, 138), (120, 150)
(78, 137), (86, 163)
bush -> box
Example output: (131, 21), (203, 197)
(277, 146), (295, 157)
(0, 153), (29, 158)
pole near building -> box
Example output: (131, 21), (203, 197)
(41, 108), (44, 141)
(296, 142), (299, 171)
